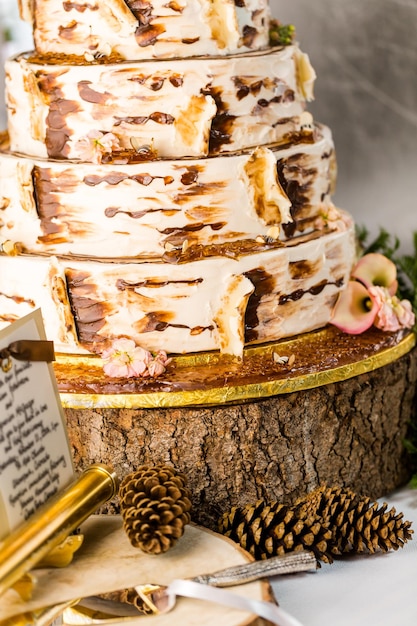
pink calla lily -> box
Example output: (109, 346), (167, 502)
(330, 280), (380, 334)
(352, 253), (398, 295)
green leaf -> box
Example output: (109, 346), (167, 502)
(360, 227), (417, 481)
(269, 20), (296, 46)
(358, 227), (417, 314)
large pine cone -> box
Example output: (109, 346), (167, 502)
(218, 499), (333, 563)
(119, 464), (192, 555)
(295, 485), (414, 556)
(218, 486), (413, 564)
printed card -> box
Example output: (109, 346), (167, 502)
(0, 310), (74, 539)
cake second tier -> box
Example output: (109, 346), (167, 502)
(5, 45), (315, 160)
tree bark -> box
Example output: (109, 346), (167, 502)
(64, 346), (417, 531)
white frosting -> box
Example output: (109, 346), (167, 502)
(0, 5), (358, 361)
(5, 46), (315, 160)
(0, 126), (336, 258)
(19, 0), (270, 60)
(0, 220), (355, 357)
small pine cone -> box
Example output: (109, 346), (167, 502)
(218, 500), (333, 563)
(119, 464), (192, 555)
(294, 485), (414, 556)
(99, 588), (153, 615)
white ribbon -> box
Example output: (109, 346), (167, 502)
(166, 579), (304, 626)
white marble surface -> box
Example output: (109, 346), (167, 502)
(271, 485), (417, 625)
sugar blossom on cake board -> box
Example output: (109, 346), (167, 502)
(101, 338), (172, 379)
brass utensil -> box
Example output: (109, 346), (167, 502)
(0, 464), (119, 598)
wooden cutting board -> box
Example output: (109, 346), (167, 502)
(0, 516), (276, 626)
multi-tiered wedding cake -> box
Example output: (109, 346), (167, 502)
(1, 2), (415, 536)
(0, 0), (355, 366)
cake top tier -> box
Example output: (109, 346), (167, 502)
(19, 0), (272, 61)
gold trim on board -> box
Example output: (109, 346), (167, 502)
(57, 330), (416, 410)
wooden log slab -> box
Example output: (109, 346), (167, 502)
(1, 517), (275, 626)
(63, 330), (417, 531)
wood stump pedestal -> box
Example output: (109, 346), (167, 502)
(59, 329), (417, 530)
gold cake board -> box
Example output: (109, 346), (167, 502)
(55, 327), (416, 409)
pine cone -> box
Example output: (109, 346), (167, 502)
(218, 500), (333, 563)
(294, 485), (414, 556)
(119, 464), (192, 555)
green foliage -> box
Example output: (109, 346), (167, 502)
(357, 226), (417, 317)
(269, 20), (296, 46)
(357, 226), (417, 485)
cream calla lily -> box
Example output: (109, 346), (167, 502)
(330, 280), (380, 334)
(352, 253), (398, 295)
(331, 252), (415, 335)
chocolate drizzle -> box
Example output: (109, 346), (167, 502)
(133, 311), (213, 335)
(104, 206), (176, 220)
(135, 23), (166, 48)
(116, 277), (203, 290)
(114, 112), (175, 126)
(244, 272), (345, 343)
(35, 70), (80, 159)
(161, 222), (225, 236)
(243, 268), (274, 343)
(65, 270), (109, 346)
(0, 289), (35, 307)
(58, 20), (78, 40)
(201, 85), (236, 154)
(62, 2), (99, 14)
(32, 166), (64, 240)
(278, 278), (344, 305)
(242, 25), (258, 48)
(78, 80), (110, 104)
(277, 154), (317, 238)
(84, 172), (174, 187)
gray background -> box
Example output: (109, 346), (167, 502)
(273, 0), (417, 254)
(1, 0), (416, 253)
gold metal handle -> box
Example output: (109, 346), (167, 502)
(0, 464), (119, 597)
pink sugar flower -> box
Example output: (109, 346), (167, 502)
(75, 130), (120, 164)
(147, 351), (173, 378)
(102, 340), (172, 378)
(370, 286), (416, 332)
(314, 206), (351, 232)
(102, 338), (151, 378)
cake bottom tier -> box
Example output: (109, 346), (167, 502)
(64, 340), (417, 529)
